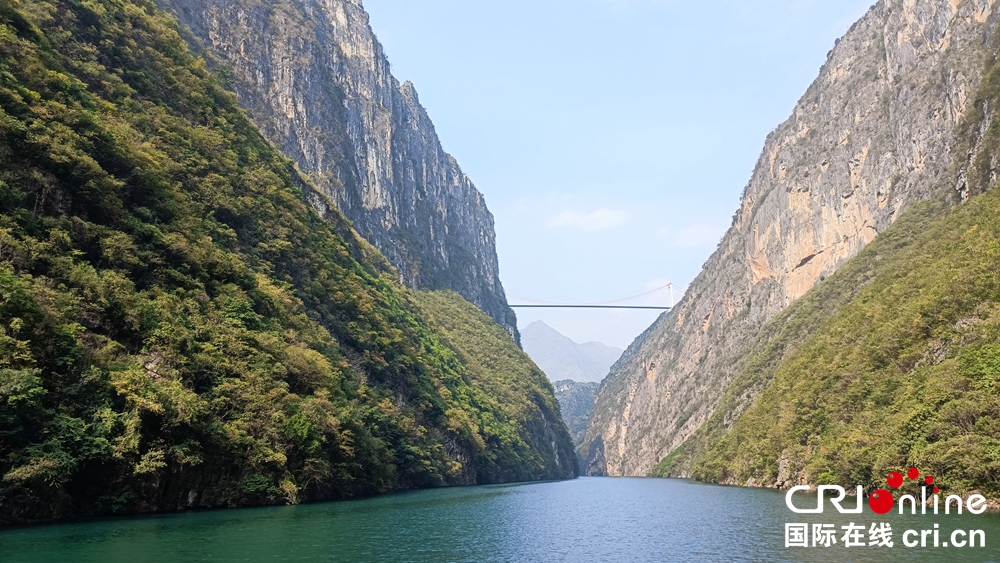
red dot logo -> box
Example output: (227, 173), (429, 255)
(933, 486), (940, 494)
(907, 467), (920, 480)
(886, 471), (903, 488)
(925, 475), (934, 485)
(869, 489), (894, 514)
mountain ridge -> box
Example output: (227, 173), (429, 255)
(0, 0), (574, 524)
(155, 0), (520, 340)
(520, 320), (622, 383)
(586, 0), (1000, 477)
(655, 8), (1000, 493)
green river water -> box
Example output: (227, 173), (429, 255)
(1, 477), (998, 562)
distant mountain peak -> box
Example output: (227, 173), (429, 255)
(520, 321), (622, 383)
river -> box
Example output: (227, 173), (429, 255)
(2, 477), (999, 562)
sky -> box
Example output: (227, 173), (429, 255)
(363, 0), (875, 349)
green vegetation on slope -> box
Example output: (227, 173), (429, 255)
(656, 190), (1000, 495)
(410, 291), (577, 480)
(672, 192), (1000, 494)
(0, 0), (571, 523)
(654, 43), (1000, 498)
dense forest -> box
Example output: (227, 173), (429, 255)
(0, 0), (573, 524)
(411, 291), (577, 480)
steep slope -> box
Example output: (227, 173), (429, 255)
(411, 292), (577, 479)
(0, 0), (571, 525)
(657, 25), (1000, 494)
(521, 321), (622, 383)
(153, 0), (519, 339)
(552, 380), (599, 447)
(670, 189), (1000, 496)
(587, 0), (1000, 476)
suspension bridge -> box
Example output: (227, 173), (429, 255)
(507, 282), (682, 310)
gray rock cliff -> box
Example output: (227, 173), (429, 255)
(586, 0), (1000, 476)
(552, 380), (600, 447)
(157, 0), (519, 339)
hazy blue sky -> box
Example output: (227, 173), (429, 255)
(363, 0), (874, 348)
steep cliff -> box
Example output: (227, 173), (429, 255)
(155, 0), (518, 339)
(658, 6), (1000, 492)
(586, 0), (1000, 476)
(0, 0), (572, 524)
(674, 189), (1000, 495)
(552, 380), (599, 447)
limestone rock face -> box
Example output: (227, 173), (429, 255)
(586, 0), (1000, 476)
(158, 0), (518, 339)
(552, 380), (600, 446)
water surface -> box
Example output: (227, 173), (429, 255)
(2, 477), (998, 562)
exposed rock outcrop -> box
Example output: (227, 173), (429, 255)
(552, 380), (600, 447)
(586, 0), (1000, 476)
(158, 0), (518, 339)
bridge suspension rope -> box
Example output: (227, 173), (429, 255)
(507, 282), (684, 310)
